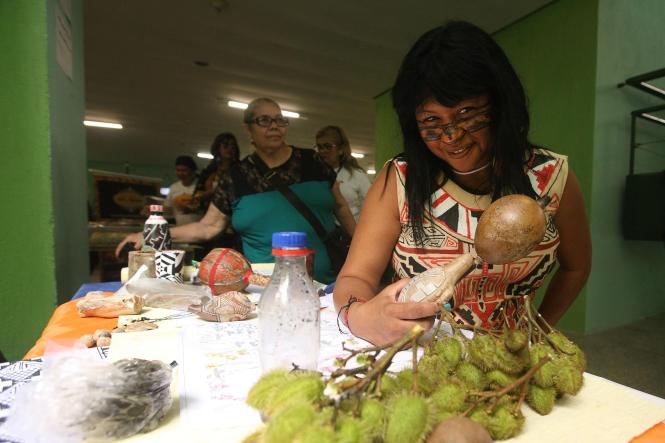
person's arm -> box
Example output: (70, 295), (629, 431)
(331, 182), (356, 236)
(114, 203), (229, 257)
(333, 164), (440, 345)
(538, 170), (592, 325)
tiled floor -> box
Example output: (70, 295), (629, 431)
(567, 312), (665, 399)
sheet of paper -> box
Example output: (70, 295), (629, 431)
(511, 373), (665, 442)
(107, 292), (665, 443)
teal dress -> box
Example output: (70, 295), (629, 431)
(211, 147), (337, 283)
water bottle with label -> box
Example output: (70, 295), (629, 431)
(258, 232), (320, 372)
(142, 204), (172, 251)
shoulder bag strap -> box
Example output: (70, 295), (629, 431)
(251, 154), (330, 243)
(275, 185), (330, 242)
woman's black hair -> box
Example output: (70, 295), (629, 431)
(392, 20), (536, 245)
(210, 132), (240, 163)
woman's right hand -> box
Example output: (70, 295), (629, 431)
(114, 232), (142, 258)
(346, 279), (442, 346)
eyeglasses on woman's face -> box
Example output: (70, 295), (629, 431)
(314, 142), (339, 152)
(249, 115), (290, 127)
(417, 104), (491, 144)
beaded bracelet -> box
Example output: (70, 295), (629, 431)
(336, 296), (364, 334)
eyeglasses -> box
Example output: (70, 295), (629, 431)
(314, 143), (339, 152)
(418, 106), (491, 144)
(248, 115), (290, 127)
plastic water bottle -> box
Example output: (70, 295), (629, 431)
(142, 204), (171, 251)
(258, 232), (320, 372)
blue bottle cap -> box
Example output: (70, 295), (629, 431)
(272, 232), (308, 249)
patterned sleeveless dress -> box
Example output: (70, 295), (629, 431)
(392, 148), (568, 328)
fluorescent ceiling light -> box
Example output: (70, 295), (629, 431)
(197, 152), (214, 159)
(367, 169), (376, 175)
(228, 100), (300, 118)
(228, 100), (248, 110)
(84, 120), (123, 129)
(642, 113), (665, 125)
(351, 152), (365, 159)
(281, 110), (300, 119)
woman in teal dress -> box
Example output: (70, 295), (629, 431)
(116, 98), (356, 283)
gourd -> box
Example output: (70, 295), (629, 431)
(399, 195), (547, 305)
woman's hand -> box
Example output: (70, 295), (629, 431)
(346, 279), (441, 346)
(115, 232), (142, 258)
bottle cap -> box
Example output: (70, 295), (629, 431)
(272, 232), (308, 249)
(149, 205), (164, 213)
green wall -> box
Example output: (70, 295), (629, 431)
(585, 0), (665, 332)
(48, 0), (88, 304)
(493, 0), (598, 333)
(374, 89), (403, 170)
(0, 1), (87, 360)
(372, 0), (599, 333)
(0, 2), (57, 360)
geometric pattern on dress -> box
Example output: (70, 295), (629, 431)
(430, 189), (484, 240)
(391, 148), (568, 329)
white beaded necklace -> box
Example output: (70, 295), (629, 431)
(451, 162), (490, 176)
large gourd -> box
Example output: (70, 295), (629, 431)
(399, 195), (547, 304)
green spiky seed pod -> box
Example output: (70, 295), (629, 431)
(529, 343), (558, 388)
(504, 328), (528, 352)
(384, 393), (435, 443)
(430, 382), (467, 413)
(360, 398), (384, 440)
(455, 362), (487, 391)
(486, 369), (517, 389)
(394, 368), (415, 392)
(336, 416), (367, 443)
(548, 331), (587, 372)
(378, 373), (401, 399)
(494, 343), (527, 375)
(296, 425), (336, 443)
(264, 402), (316, 443)
(415, 357), (445, 395)
(433, 337), (463, 366)
(467, 333), (525, 374)
(264, 372), (324, 417)
(338, 396), (360, 414)
(554, 361), (584, 395)
(487, 405), (524, 440)
(246, 369), (292, 412)
(468, 407), (491, 429)
(467, 334), (497, 371)
(526, 383), (556, 415)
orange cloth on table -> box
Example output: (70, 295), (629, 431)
(23, 293), (118, 360)
(631, 423), (665, 442)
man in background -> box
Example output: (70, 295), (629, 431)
(166, 155), (202, 225)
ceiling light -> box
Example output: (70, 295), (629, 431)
(197, 153), (214, 159)
(367, 169), (376, 175)
(351, 152), (365, 159)
(84, 120), (123, 129)
(228, 100), (248, 110)
(282, 110), (300, 119)
(227, 100), (300, 118)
